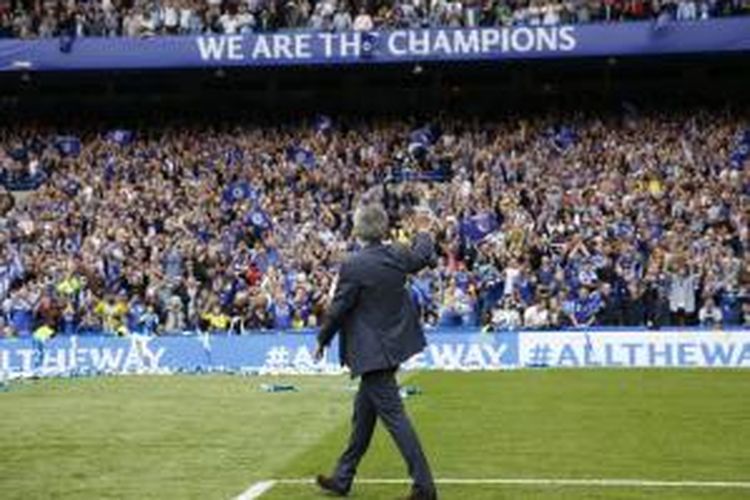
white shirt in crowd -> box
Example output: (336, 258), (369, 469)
(163, 5), (179, 28)
(220, 13), (240, 34)
(180, 7), (193, 31)
(542, 3), (560, 25)
(353, 12), (374, 31)
(332, 11), (352, 31)
(492, 306), (522, 329)
(676, 0), (697, 20)
(503, 266), (521, 296)
(524, 304), (550, 328)
(698, 304), (722, 325)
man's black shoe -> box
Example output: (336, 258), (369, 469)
(316, 474), (348, 497)
(404, 487), (437, 500)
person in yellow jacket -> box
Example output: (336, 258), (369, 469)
(94, 294), (128, 335)
(201, 305), (230, 333)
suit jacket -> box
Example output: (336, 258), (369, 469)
(317, 232), (435, 377)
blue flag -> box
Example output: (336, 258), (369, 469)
(54, 136), (81, 157)
(63, 233), (82, 255)
(106, 129), (134, 146)
(729, 129), (750, 169)
(408, 125), (438, 157)
(245, 207), (272, 232)
(460, 213), (499, 243)
(223, 181), (257, 204)
(388, 169), (448, 183)
(313, 115), (333, 134)
(286, 145), (316, 169)
(550, 126), (576, 152)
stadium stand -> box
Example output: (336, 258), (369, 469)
(1, 109), (748, 337)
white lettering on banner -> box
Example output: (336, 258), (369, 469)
(261, 345), (335, 373)
(0, 349), (8, 370)
(252, 36), (272, 59)
(197, 36), (232, 60)
(89, 347), (124, 371)
(424, 343), (509, 369)
(340, 33), (360, 57)
(228, 36), (244, 60)
(454, 30), (481, 53)
(251, 35), (313, 60)
(196, 28), (580, 63)
(296, 34), (312, 58)
(42, 348), (66, 372)
(0, 340), (168, 376)
(480, 29), (501, 52)
(319, 33), (335, 57)
(388, 31), (408, 56)
(738, 344), (750, 365)
(536, 28), (557, 51)
(292, 346), (315, 367)
(519, 330), (750, 368)
(17, 349), (34, 372)
(273, 35), (294, 59)
(511, 28), (535, 52)
(433, 31), (452, 54)
(410, 31), (431, 55)
(559, 26), (577, 50)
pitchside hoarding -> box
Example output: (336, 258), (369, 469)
(1, 19), (749, 72)
(0, 329), (748, 378)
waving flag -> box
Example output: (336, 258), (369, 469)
(729, 129), (750, 169)
(549, 126), (577, 152)
(54, 136), (81, 157)
(388, 168), (448, 183)
(286, 145), (317, 169)
(408, 125), (438, 158)
(222, 181), (257, 204)
(245, 207), (272, 232)
(459, 212), (500, 243)
(106, 129), (134, 146)
(313, 115), (333, 134)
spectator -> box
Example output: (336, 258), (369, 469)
(491, 297), (522, 330)
(523, 297), (551, 329)
(0, 108), (747, 335)
(352, 6), (374, 30)
(698, 297), (723, 326)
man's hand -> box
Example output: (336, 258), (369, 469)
(313, 343), (325, 362)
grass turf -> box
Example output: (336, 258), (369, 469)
(0, 370), (748, 499)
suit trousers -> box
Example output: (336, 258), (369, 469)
(332, 368), (435, 496)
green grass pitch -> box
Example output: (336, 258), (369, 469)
(0, 370), (748, 499)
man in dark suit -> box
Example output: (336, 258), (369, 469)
(313, 200), (437, 500)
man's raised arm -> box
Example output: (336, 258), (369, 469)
(394, 209), (437, 274)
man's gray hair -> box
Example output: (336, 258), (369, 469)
(352, 202), (389, 244)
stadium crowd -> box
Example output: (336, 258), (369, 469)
(0, 0), (749, 39)
(0, 109), (749, 337)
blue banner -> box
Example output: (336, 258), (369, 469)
(1, 19), (749, 72)
(0, 329), (748, 379)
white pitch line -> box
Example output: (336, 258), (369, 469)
(234, 480), (277, 500)
(272, 477), (750, 489)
